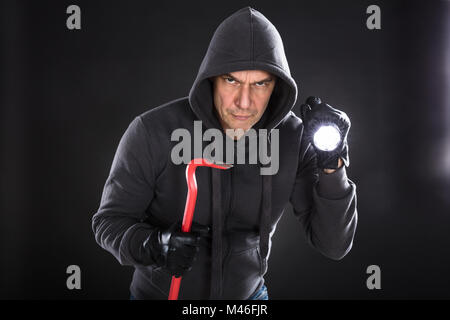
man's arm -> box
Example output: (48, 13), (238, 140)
(289, 141), (358, 260)
(92, 116), (157, 266)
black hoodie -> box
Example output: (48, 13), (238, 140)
(92, 7), (357, 300)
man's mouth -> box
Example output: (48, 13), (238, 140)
(232, 114), (251, 121)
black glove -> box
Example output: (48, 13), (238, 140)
(142, 221), (210, 277)
(300, 96), (350, 170)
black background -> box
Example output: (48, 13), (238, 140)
(1, 0), (449, 299)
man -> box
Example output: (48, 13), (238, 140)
(92, 6), (357, 300)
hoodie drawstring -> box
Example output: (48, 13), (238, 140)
(259, 171), (271, 276)
(210, 168), (223, 299)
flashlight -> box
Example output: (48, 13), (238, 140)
(313, 125), (341, 151)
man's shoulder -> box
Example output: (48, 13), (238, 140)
(137, 96), (195, 131)
(139, 96), (192, 121)
(278, 110), (304, 132)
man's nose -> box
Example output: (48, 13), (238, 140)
(235, 86), (252, 110)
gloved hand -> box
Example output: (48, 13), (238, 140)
(300, 96), (351, 170)
(142, 221), (211, 277)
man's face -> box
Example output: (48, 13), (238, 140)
(212, 70), (276, 135)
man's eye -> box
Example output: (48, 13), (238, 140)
(255, 82), (266, 87)
(225, 77), (236, 84)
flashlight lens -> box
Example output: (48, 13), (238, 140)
(313, 125), (341, 151)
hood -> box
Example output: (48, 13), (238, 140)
(188, 6), (298, 132)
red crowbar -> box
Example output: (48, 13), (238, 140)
(168, 158), (232, 300)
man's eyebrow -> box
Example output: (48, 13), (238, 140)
(223, 73), (274, 84)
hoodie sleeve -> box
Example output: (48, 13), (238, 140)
(289, 139), (358, 261)
(92, 116), (158, 266)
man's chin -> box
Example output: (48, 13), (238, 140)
(228, 120), (254, 131)
(224, 128), (247, 140)
(228, 125), (251, 133)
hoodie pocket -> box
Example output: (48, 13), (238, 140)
(222, 246), (262, 300)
